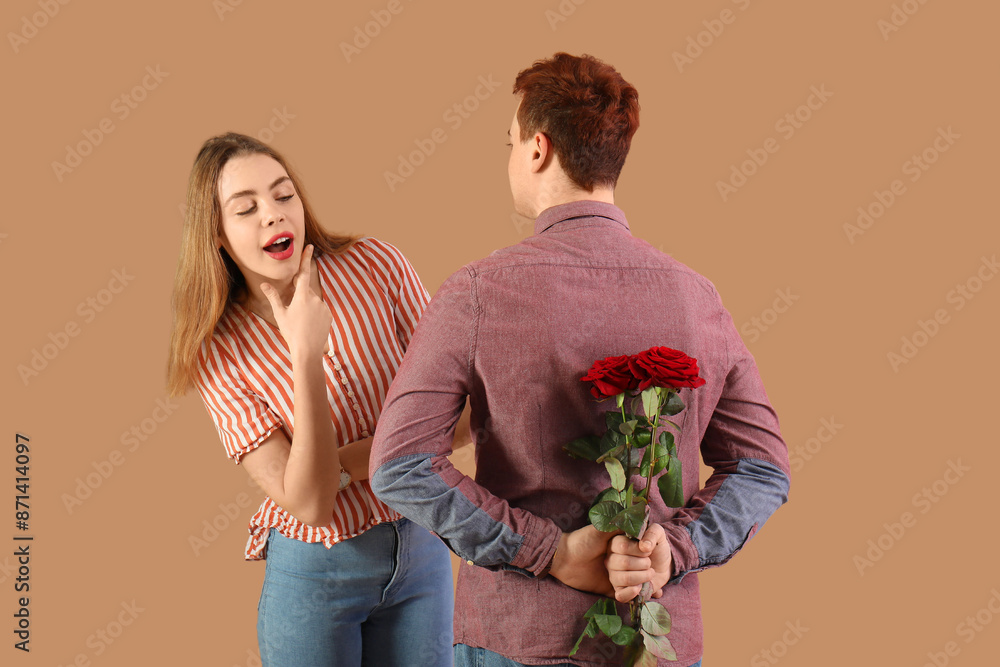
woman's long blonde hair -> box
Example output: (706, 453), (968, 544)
(166, 132), (357, 397)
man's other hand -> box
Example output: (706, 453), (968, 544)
(606, 523), (673, 603)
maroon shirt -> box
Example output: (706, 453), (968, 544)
(371, 201), (790, 666)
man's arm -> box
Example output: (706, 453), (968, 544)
(608, 303), (791, 601)
(369, 268), (616, 591)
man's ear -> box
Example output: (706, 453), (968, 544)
(530, 132), (553, 174)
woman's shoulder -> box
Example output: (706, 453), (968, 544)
(318, 236), (413, 278)
(196, 305), (249, 367)
(319, 236), (396, 262)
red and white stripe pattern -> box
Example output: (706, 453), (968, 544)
(194, 237), (429, 560)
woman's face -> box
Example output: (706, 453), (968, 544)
(216, 152), (306, 290)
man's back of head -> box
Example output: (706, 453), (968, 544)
(507, 52), (640, 219)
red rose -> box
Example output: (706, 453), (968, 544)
(629, 346), (706, 391)
(581, 354), (640, 400)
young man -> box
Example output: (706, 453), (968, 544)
(370, 53), (790, 667)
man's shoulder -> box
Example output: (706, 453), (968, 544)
(457, 233), (718, 297)
(464, 237), (547, 273)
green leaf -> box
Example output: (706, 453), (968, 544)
(591, 487), (621, 509)
(658, 430), (676, 457)
(640, 387), (659, 421)
(633, 428), (652, 447)
(636, 413), (652, 427)
(606, 411), (625, 431)
(595, 613), (623, 637)
(639, 445), (653, 477)
(651, 437), (669, 476)
(640, 602), (672, 635)
(663, 390), (685, 416)
(564, 435), (602, 461)
(624, 484), (634, 508)
(624, 642), (657, 667)
(570, 617), (599, 657)
(605, 458), (626, 491)
(662, 418), (682, 433)
(583, 600), (605, 619)
(628, 447), (644, 471)
(618, 419), (638, 436)
(614, 447), (641, 478)
(596, 443), (624, 464)
(657, 455), (684, 508)
(611, 624), (638, 646)
(616, 392), (626, 408)
(642, 630), (677, 661)
(611, 503), (647, 538)
(589, 501), (625, 532)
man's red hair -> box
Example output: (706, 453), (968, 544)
(513, 53), (640, 191)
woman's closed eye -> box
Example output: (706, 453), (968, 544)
(236, 194), (295, 216)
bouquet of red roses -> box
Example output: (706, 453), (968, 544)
(565, 346), (705, 666)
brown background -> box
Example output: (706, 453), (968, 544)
(2, 0), (998, 665)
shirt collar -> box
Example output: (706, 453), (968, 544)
(533, 200), (630, 235)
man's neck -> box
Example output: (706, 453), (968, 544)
(532, 186), (615, 219)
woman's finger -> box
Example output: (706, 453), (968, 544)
(293, 244), (314, 293)
(259, 282), (285, 314)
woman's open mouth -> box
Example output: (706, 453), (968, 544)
(263, 235), (295, 260)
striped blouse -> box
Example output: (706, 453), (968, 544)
(193, 237), (429, 560)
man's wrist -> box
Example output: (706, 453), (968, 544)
(542, 532), (569, 578)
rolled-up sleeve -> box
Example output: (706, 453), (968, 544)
(369, 268), (561, 575)
(193, 338), (282, 464)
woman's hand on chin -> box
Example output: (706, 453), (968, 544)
(260, 244), (331, 360)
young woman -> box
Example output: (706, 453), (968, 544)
(167, 132), (461, 666)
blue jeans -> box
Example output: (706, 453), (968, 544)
(455, 644), (701, 666)
(258, 518), (454, 666)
